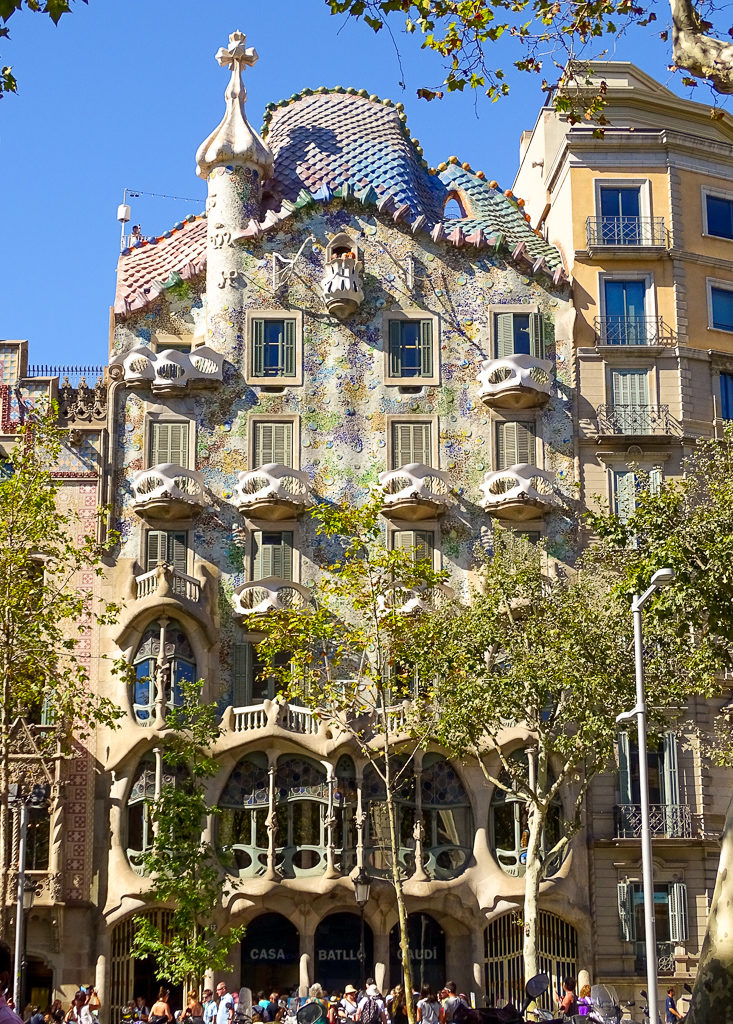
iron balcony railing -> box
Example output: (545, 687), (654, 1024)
(27, 365), (104, 387)
(594, 316), (676, 347)
(596, 404), (671, 435)
(635, 941), (676, 976)
(615, 802), (693, 839)
(586, 215), (667, 248)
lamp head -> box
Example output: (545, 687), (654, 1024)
(651, 567), (675, 589)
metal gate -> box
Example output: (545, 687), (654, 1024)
(109, 910), (175, 1021)
(484, 911), (578, 1010)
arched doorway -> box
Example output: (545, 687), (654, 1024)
(389, 913), (445, 993)
(484, 911), (578, 1011)
(109, 912), (183, 1021)
(314, 913), (374, 991)
(241, 913), (299, 995)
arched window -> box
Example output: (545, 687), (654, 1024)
(132, 620), (196, 724)
(126, 757), (184, 875)
(421, 754), (473, 879)
(363, 757), (416, 877)
(334, 754), (358, 872)
(443, 191), (467, 220)
(275, 756), (328, 878)
(218, 753), (270, 877)
(489, 753), (562, 878)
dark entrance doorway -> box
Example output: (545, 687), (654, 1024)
(242, 913), (299, 995)
(25, 956), (52, 1012)
(314, 913), (374, 991)
(389, 913), (445, 993)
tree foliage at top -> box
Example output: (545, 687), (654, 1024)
(328, 0), (733, 118)
(0, 0), (87, 98)
(130, 681), (246, 989)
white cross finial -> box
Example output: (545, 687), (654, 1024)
(216, 30), (259, 74)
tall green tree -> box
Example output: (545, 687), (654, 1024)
(0, 409), (123, 937)
(417, 532), (715, 984)
(257, 492), (451, 1024)
(586, 427), (733, 1024)
(130, 681), (246, 990)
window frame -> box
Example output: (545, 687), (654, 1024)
(386, 415), (439, 470)
(248, 414), (300, 470)
(382, 309), (440, 386)
(493, 417), (538, 471)
(597, 271), (657, 324)
(245, 309), (304, 387)
(702, 185), (733, 241)
(719, 370), (733, 421)
(145, 414), (195, 470)
(488, 303), (542, 360)
(389, 525), (438, 570)
(593, 178), (652, 222)
(706, 278), (733, 334)
(249, 526), (297, 582)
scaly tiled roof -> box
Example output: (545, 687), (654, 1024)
(114, 89), (565, 316)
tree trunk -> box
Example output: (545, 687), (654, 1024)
(687, 791), (733, 1024)
(522, 805), (545, 990)
(384, 765), (416, 1024)
(0, 659), (10, 939)
(669, 0), (733, 93)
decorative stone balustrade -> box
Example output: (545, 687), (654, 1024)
(321, 254), (365, 317)
(135, 564), (202, 603)
(232, 700), (320, 735)
(234, 463), (312, 520)
(377, 582), (454, 616)
(232, 576), (311, 617)
(378, 463), (452, 521)
(111, 345), (224, 392)
(132, 464), (208, 520)
(477, 354), (553, 410)
(480, 464), (559, 520)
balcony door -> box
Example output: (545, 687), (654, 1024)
(618, 732), (682, 836)
(603, 279), (647, 345)
(600, 186), (641, 244)
(611, 369), (649, 433)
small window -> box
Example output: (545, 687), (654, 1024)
(710, 285), (733, 332)
(494, 312), (543, 358)
(252, 420), (294, 468)
(252, 530), (294, 581)
(495, 421), (536, 471)
(706, 193), (733, 240)
(392, 529), (435, 566)
(232, 642), (289, 706)
(391, 421), (432, 468)
(246, 311), (303, 385)
(385, 316), (438, 383)
(146, 530), (187, 573)
(149, 421), (190, 467)
(721, 372), (733, 420)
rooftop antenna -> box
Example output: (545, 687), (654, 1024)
(117, 188), (131, 251)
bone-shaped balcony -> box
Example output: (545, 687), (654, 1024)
(377, 582), (455, 617)
(477, 354), (553, 410)
(132, 464), (208, 520)
(112, 346), (224, 393)
(234, 464), (312, 520)
(232, 577), (311, 618)
(480, 464), (560, 521)
(379, 464), (452, 521)
(321, 254), (365, 317)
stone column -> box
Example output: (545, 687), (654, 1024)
(373, 929), (389, 993)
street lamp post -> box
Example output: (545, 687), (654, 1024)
(10, 783), (49, 1008)
(616, 567), (675, 1024)
(353, 867), (372, 986)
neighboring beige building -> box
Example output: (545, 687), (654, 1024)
(514, 61), (733, 1002)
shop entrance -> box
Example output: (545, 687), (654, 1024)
(389, 913), (445, 993)
(314, 913), (374, 992)
(241, 913), (300, 995)
(25, 956), (52, 1012)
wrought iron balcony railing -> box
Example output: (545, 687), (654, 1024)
(615, 802), (693, 839)
(635, 941), (677, 976)
(596, 404), (671, 435)
(594, 316), (676, 347)
(586, 215), (667, 248)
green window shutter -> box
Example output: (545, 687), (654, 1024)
(612, 370), (649, 408)
(662, 732), (680, 806)
(669, 882), (688, 942)
(649, 467), (662, 496)
(170, 423), (189, 466)
(618, 732), (632, 804)
(617, 882), (635, 942)
(420, 320), (434, 377)
(168, 532), (187, 574)
(150, 422), (162, 465)
(496, 422), (534, 470)
(254, 422), (271, 468)
(516, 422), (534, 464)
(393, 529), (434, 565)
(495, 313), (515, 357)
(389, 320), (403, 377)
(615, 471), (637, 524)
(281, 532), (293, 580)
(252, 531), (263, 580)
(146, 530), (166, 570)
(152, 422), (189, 466)
(391, 422), (432, 466)
(253, 532), (293, 580)
(252, 318), (265, 377)
(529, 313), (544, 358)
(254, 422), (293, 467)
(233, 642), (253, 707)
(283, 319), (296, 377)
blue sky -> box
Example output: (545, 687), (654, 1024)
(0, 0), (713, 365)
